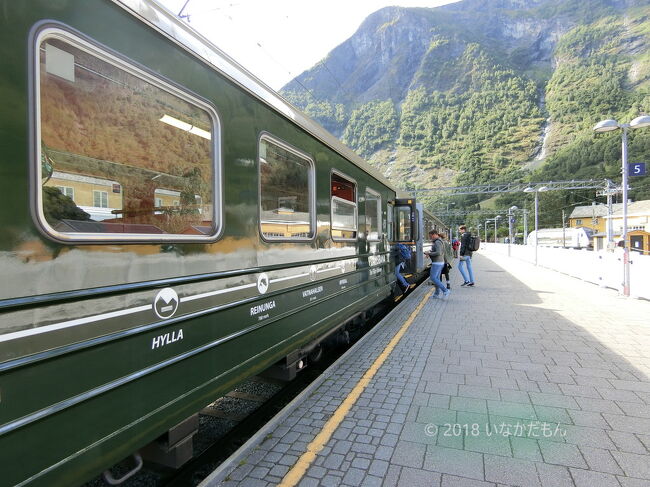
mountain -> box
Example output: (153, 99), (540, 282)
(280, 0), (650, 211)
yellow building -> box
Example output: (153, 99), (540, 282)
(46, 171), (123, 220)
(567, 203), (623, 234)
(46, 171), (201, 222)
(573, 200), (650, 254)
(154, 189), (181, 208)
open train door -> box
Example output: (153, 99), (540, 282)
(390, 198), (418, 280)
(392, 198), (417, 244)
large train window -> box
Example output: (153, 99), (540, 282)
(35, 29), (220, 242)
(259, 134), (314, 240)
(331, 172), (357, 240)
(364, 188), (381, 241)
(395, 206), (412, 241)
(424, 217), (435, 243)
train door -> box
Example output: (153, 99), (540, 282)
(392, 198), (416, 243)
(414, 203), (426, 273)
(391, 198), (417, 273)
(387, 201), (394, 241)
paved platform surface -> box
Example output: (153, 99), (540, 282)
(202, 251), (650, 487)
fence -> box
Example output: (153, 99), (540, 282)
(482, 243), (650, 300)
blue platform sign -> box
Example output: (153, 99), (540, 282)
(629, 162), (646, 176)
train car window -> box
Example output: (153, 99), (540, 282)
(364, 189), (381, 241)
(387, 202), (394, 241)
(331, 172), (358, 240)
(35, 30), (220, 242)
(395, 206), (412, 241)
(259, 135), (314, 240)
(424, 217), (434, 243)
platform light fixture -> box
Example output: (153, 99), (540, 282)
(593, 115), (650, 296)
(508, 205), (518, 256)
(523, 185), (548, 265)
(494, 215), (502, 243)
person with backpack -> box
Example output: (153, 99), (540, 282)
(458, 224), (477, 286)
(439, 233), (454, 290)
(424, 229), (450, 298)
(395, 242), (413, 293)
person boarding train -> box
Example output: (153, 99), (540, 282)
(425, 229), (450, 299)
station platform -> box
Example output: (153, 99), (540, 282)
(201, 250), (650, 487)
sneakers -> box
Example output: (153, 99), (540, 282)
(442, 290), (450, 299)
(446, 283), (451, 290)
(461, 281), (470, 286)
(467, 282), (475, 287)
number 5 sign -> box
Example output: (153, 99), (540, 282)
(629, 163), (646, 176)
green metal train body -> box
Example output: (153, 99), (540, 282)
(0, 1), (444, 485)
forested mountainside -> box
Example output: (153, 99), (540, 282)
(281, 0), (650, 211)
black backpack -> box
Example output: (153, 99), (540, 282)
(468, 235), (481, 251)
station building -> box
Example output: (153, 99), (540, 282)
(568, 200), (650, 254)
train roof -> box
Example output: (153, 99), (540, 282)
(114, 0), (404, 196)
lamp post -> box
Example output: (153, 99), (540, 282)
(484, 220), (490, 241)
(562, 209), (566, 248)
(523, 186), (549, 265)
(494, 215), (502, 243)
(508, 206), (518, 256)
(593, 115), (650, 296)
(523, 209), (529, 245)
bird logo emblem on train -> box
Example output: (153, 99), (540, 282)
(153, 288), (179, 319)
(257, 273), (269, 294)
(310, 265), (318, 281)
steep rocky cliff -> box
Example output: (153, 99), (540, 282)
(281, 0), (650, 201)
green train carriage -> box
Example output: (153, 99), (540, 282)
(0, 1), (440, 485)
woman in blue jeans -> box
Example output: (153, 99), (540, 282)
(458, 225), (475, 286)
(425, 229), (450, 298)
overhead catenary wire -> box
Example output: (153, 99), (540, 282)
(174, 0), (322, 103)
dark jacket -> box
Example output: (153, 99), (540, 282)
(427, 238), (445, 263)
(460, 232), (473, 257)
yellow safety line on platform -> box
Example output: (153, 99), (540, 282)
(279, 288), (435, 487)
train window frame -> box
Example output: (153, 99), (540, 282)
(31, 25), (223, 243)
(394, 205), (413, 242)
(330, 170), (358, 242)
(387, 202), (394, 241)
(364, 188), (382, 241)
(257, 132), (316, 242)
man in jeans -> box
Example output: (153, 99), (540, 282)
(458, 225), (476, 286)
(425, 229), (450, 298)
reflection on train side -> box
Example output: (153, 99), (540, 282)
(39, 36), (215, 237)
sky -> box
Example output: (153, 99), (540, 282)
(155, 0), (460, 90)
